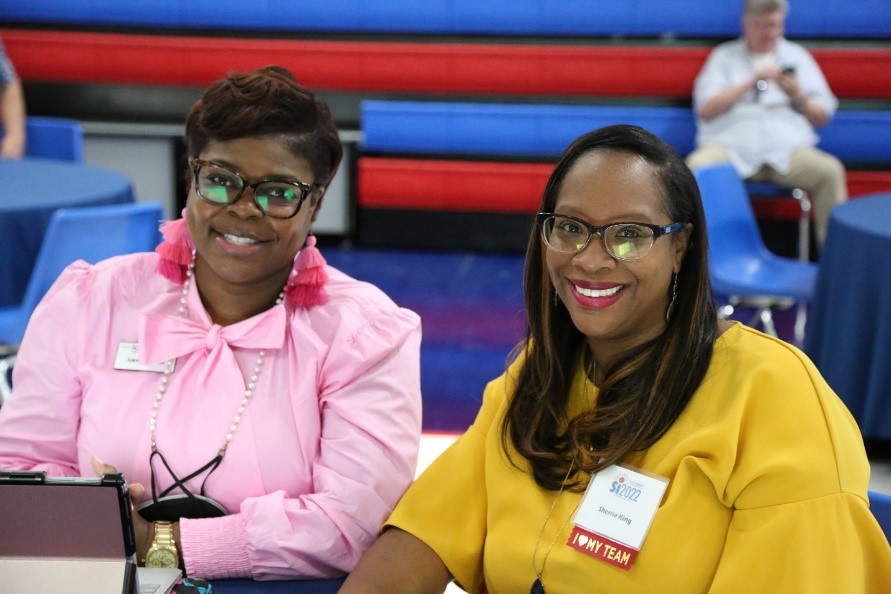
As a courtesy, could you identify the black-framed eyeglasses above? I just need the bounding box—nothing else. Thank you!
[537,213,687,261]
[190,159,319,219]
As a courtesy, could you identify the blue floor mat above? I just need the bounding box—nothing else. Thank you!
[323,247,526,430]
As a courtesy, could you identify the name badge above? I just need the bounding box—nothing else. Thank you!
[567,464,668,570]
[113,342,170,372]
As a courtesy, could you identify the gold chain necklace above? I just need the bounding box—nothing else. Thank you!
[530,354,595,594]
[530,458,580,594]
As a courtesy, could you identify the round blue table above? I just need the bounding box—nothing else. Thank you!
[0,158,134,307]
[805,193,891,439]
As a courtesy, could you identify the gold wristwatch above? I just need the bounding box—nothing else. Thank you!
[145,521,178,568]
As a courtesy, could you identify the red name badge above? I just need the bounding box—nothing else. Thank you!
[567,525,638,570]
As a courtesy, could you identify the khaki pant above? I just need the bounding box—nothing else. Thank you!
[687,145,847,246]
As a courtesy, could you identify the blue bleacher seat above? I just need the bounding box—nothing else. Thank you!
[3,0,889,38]
[361,102,697,158]
[361,101,891,165]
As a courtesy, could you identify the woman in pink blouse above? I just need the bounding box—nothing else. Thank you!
[0,66,422,580]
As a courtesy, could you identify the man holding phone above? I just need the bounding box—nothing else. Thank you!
[686,0,846,248]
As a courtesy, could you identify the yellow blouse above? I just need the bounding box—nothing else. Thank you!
[387,323,891,593]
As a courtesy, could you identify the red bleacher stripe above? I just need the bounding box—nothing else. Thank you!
[846,170,891,198]
[0,29,700,96]
[360,158,891,217]
[811,49,891,100]
[4,29,889,99]
[358,158,552,212]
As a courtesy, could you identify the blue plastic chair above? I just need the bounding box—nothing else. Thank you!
[24,116,85,162]
[745,181,812,263]
[869,490,891,542]
[0,202,163,347]
[693,163,818,344]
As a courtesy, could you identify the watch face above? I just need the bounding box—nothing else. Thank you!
[146,547,178,568]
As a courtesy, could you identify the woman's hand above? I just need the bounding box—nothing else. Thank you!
[90,455,152,563]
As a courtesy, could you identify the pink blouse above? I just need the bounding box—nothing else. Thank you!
[0,252,422,580]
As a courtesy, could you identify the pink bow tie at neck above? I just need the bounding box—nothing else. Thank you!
[138,306,287,390]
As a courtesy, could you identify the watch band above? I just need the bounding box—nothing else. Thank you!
[153,521,175,548]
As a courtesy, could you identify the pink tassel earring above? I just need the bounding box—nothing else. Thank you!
[155,210,194,285]
[285,235,329,308]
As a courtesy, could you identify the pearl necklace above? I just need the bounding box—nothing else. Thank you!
[149,262,284,457]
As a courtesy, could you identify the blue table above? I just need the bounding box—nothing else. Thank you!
[211,577,344,593]
[805,194,891,439]
[0,158,134,307]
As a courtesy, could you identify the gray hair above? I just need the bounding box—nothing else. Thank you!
[744,0,789,17]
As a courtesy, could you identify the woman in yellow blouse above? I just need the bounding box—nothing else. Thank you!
[341,124,890,593]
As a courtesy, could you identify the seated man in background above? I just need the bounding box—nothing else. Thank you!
[686,0,845,248]
[0,35,26,159]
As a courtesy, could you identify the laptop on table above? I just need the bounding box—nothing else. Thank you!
[0,471,181,594]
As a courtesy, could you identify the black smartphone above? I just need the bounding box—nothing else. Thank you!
[781,65,796,75]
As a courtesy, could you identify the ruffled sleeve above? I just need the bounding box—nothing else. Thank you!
[705,328,891,591]
[711,493,890,592]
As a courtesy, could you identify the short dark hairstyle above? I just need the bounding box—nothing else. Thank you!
[184,65,342,187]
[503,124,718,491]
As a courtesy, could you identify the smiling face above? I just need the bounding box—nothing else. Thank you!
[545,149,688,362]
[186,135,320,301]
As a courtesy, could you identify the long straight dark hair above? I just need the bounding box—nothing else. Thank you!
[502,125,718,491]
